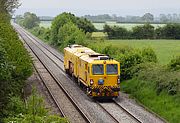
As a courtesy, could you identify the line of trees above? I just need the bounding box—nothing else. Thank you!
[104,23,180,39]
[15,12,40,29]
[83,13,180,23]
[83,13,154,23]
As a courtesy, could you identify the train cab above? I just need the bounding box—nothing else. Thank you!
[64,44,120,98]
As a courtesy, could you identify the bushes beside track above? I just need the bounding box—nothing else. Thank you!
[168,56,180,71]
[0,14,33,120]
[88,44,157,80]
[30,26,51,42]
[1,13,68,122]
[3,90,68,123]
[120,54,180,123]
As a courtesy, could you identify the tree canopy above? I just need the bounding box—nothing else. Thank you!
[21,12,40,29]
[142,13,154,22]
[51,12,95,45]
[0,0,20,13]
[58,22,86,47]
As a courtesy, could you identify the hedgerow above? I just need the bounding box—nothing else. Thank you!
[0,22,33,80]
[30,26,51,42]
[122,61,180,123]
[104,23,180,39]
[131,61,180,96]
[0,15,33,119]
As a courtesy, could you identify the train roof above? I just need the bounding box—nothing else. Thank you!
[64,44,119,63]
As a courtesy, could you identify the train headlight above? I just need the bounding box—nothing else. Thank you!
[98,79,104,85]
[90,79,94,85]
[117,79,120,84]
[117,75,120,84]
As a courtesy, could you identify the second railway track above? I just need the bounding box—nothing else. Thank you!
[97,100,141,123]
[16,24,91,123]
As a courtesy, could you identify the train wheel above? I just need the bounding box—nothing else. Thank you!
[114,96,118,99]
[65,69,69,74]
[78,77,81,86]
[71,73,75,81]
[86,87,90,94]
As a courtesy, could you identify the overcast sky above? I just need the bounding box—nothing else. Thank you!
[15,0,180,17]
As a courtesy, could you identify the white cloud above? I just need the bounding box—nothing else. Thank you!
[16,0,180,16]
[19,0,180,9]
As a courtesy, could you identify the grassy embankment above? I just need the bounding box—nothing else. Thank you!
[104,39,180,64]
[122,78,180,123]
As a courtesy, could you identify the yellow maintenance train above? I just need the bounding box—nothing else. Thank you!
[64,44,120,98]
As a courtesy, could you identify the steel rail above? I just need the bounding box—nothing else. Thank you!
[113,100,142,123]
[96,101,120,123]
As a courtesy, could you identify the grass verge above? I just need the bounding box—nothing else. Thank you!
[121,79,180,123]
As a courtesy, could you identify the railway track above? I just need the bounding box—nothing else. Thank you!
[14,24,166,123]
[18,26,143,123]
[20,35,66,117]
[113,100,142,122]
[96,101,120,123]
[33,59,66,117]
[15,24,142,123]
[97,100,141,123]
[15,24,91,123]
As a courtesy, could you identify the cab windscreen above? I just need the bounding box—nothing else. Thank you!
[92,64,104,75]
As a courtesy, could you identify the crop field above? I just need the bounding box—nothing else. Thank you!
[40,21,51,28]
[101,39,180,65]
[40,21,166,30]
[93,22,166,30]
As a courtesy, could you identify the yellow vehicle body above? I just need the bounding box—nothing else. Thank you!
[64,44,120,98]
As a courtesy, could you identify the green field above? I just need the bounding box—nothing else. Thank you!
[39,21,180,64]
[93,22,165,30]
[40,21,51,28]
[102,40,180,65]
[40,21,166,30]
[91,32,180,65]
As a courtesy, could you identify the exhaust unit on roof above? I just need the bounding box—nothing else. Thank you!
[98,56,109,60]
